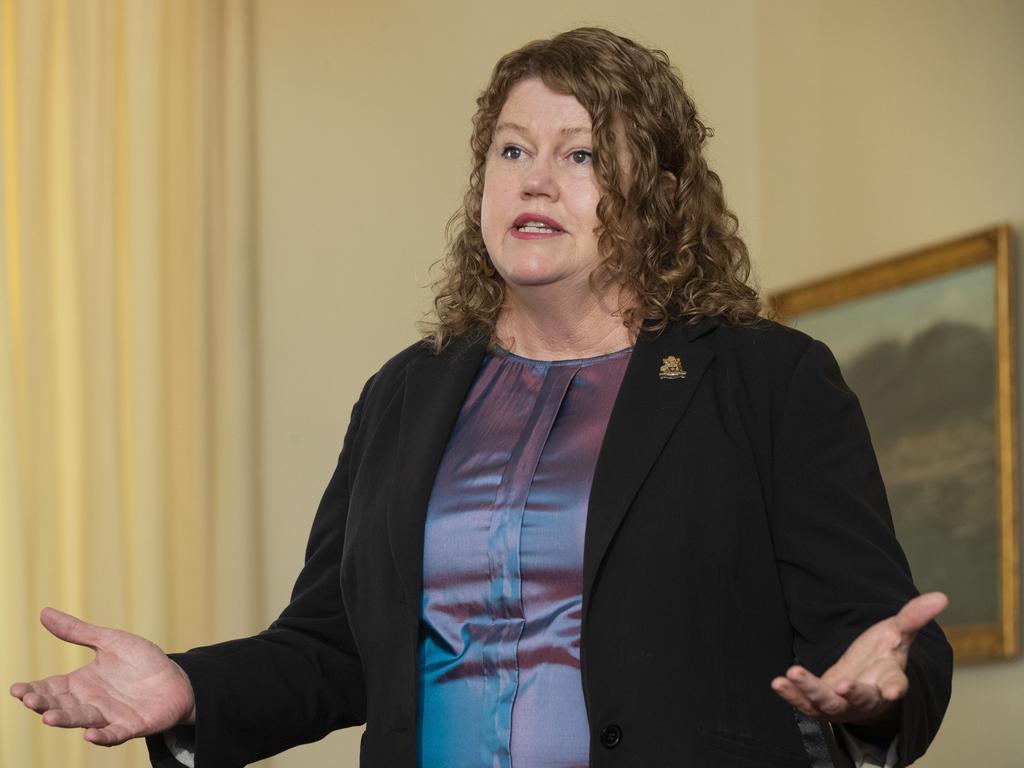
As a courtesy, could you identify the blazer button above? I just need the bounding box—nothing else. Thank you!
[600,724,622,749]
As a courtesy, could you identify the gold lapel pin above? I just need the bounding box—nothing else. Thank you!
[659,355,686,380]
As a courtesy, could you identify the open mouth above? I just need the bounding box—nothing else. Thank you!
[516,222,562,233]
[512,214,564,235]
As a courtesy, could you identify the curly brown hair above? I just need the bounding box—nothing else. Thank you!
[423,27,763,351]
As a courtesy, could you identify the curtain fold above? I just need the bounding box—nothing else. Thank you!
[0,1,260,765]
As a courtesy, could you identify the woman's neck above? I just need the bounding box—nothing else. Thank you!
[495,285,636,361]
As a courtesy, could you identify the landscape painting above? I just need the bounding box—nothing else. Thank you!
[771,226,1018,663]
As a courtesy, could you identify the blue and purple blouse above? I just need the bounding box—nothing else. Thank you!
[417,347,631,768]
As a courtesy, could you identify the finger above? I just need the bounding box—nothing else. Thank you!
[785,666,850,718]
[834,679,883,713]
[40,607,104,650]
[21,690,61,713]
[11,681,40,699]
[875,665,910,702]
[41,701,108,729]
[12,675,70,703]
[893,592,948,639]
[20,679,76,712]
[771,676,819,717]
[85,722,134,747]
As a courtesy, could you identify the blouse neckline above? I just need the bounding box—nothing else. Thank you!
[492,345,633,367]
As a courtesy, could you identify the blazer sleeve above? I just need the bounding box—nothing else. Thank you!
[146,377,374,768]
[768,339,953,766]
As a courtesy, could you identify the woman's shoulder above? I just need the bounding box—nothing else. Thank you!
[355,340,433,407]
[358,333,487,408]
[701,315,818,371]
[693,316,851,408]
[373,338,435,379]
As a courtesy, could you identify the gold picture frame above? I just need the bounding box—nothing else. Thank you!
[771,225,1018,663]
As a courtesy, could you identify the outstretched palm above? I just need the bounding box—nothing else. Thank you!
[770,592,948,727]
[9,608,195,746]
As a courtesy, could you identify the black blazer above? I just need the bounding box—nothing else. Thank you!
[150,318,951,768]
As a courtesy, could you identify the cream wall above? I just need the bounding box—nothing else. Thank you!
[253,1,1022,767]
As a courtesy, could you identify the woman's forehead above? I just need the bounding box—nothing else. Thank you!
[495,79,592,134]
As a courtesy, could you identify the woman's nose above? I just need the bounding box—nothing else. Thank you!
[520,158,558,199]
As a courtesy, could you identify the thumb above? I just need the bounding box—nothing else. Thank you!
[40,607,104,651]
[894,592,948,640]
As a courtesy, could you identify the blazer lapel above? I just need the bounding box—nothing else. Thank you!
[387,336,487,609]
[582,319,718,611]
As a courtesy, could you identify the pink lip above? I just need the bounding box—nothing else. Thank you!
[510,213,565,240]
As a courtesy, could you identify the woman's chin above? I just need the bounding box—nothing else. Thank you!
[502,274,583,297]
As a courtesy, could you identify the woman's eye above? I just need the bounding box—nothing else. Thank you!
[569,149,592,165]
[500,145,523,160]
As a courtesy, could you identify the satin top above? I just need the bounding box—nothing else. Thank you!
[417,347,631,768]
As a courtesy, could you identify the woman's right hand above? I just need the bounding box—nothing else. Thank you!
[9,607,196,746]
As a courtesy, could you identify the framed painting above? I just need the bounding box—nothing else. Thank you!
[770,225,1018,663]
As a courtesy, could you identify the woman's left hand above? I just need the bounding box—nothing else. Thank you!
[770,592,948,727]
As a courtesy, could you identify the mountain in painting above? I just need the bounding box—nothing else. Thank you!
[837,320,997,626]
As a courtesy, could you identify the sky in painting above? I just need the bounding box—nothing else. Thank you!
[789,263,995,364]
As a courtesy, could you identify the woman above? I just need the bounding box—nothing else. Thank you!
[11,27,951,768]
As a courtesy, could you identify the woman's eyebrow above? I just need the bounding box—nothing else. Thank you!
[494,122,591,137]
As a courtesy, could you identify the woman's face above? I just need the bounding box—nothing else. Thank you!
[481,79,604,298]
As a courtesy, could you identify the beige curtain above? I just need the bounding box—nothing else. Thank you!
[0,1,260,765]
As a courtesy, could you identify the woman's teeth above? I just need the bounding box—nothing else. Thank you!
[517,222,559,233]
